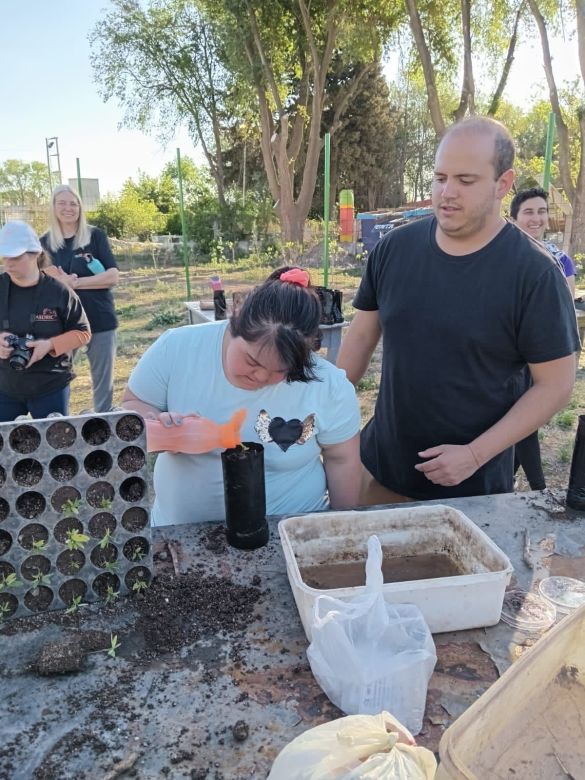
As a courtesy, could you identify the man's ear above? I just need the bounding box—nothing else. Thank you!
[497,168,515,200]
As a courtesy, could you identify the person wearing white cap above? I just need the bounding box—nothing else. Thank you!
[0,220,91,421]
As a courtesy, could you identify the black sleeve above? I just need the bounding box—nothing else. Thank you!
[61,286,91,334]
[90,227,118,269]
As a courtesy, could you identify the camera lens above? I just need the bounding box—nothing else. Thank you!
[9,354,28,371]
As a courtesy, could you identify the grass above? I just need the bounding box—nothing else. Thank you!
[68,254,585,492]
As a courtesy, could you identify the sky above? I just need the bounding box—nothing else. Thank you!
[0,1,582,197]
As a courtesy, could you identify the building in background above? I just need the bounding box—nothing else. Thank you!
[67,178,101,210]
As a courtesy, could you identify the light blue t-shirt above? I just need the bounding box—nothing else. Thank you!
[128,320,360,526]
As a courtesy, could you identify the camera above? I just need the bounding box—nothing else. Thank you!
[5,334,33,371]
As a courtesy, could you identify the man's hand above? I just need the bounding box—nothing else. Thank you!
[0,332,14,360]
[26,339,54,367]
[415,443,480,486]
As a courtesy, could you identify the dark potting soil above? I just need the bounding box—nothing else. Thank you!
[0,498,8,521]
[81,418,111,446]
[58,578,87,606]
[122,536,149,563]
[86,481,115,508]
[88,512,116,538]
[56,549,85,576]
[121,506,148,533]
[18,523,48,550]
[84,450,113,478]
[202,525,228,554]
[119,477,145,503]
[51,486,81,513]
[46,420,76,449]
[24,585,54,612]
[116,414,144,442]
[48,454,78,482]
[117,446,145,472]
[15,492,46,519]
[9,425,41,454]
[21,554,51,581]
[0,530,12,556]
[12,458,43,486]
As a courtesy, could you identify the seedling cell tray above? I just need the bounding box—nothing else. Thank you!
[0,411,153,619]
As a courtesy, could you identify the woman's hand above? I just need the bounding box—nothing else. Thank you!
[156,411,201,426]
[45,265,78,288]
[26,339,54,367]
[0,332,14,360]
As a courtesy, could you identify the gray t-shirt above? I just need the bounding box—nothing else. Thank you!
[354,217,580,500]
[129,320,360,525]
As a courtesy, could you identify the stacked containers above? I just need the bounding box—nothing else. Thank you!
[339,189,354,242]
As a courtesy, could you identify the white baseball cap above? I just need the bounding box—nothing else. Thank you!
[0,221,42,257]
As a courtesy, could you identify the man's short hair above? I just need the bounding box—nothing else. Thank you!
[442,116,515,179]
[510,187,549,220]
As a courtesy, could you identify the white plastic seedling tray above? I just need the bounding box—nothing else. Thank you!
[278,504,513,640]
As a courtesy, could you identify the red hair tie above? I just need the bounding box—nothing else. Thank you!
[280,268,310,288]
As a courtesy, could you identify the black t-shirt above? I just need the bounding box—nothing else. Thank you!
[40,226,118,333]
[354,217,581,500]
[0,273,90,399]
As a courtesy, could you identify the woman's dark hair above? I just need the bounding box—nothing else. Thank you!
[229,266,321,383]
[510,187,548,220]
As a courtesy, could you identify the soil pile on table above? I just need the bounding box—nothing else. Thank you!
[134,573,262,655]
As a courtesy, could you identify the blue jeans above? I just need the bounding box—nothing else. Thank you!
[0,385,70,422]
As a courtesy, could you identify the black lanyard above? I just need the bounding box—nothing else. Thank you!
[1,273,46,338]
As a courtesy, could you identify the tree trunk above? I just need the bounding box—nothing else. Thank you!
[404,0,445,138]
[528,0,575,201]
[487,2,523,116]
[452,0,475,121]
[570,0,585,255]
[279,204,305,244]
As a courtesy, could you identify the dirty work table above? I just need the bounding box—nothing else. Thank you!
[1,490,584,780]
[184,301,347,364]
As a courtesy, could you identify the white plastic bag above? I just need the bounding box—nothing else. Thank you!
[267,711,437,780]
[306,536,437,734]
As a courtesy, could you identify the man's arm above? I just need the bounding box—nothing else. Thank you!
[415,354,576,486]
[336,310,381,386]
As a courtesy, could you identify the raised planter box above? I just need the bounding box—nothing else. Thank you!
[0,411,153,620]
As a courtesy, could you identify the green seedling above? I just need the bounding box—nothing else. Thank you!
[65,595,83,614]
[237,443,250,451]
[0,602,12,620]
[99,529,112,549]
[65,529,90,551]
[61,498,82,516]
[0,573,22,591]
[99,498,113,510]
[105,585,119,605]
[104,559,119,573]
[31,538,46,551]
[132,579,148,594]
[31,569,51,588]
[131,547,146,562]
[107,633,121,658]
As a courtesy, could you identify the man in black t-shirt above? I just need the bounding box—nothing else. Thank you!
[338,117,580,503]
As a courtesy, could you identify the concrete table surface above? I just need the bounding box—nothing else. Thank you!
[184,301,347,364]
[1,491,584,779]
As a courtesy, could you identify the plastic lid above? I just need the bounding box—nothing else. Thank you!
[539,576,585,613]
[500,589,556,632]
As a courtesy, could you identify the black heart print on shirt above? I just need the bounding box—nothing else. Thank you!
[255,409,316,452]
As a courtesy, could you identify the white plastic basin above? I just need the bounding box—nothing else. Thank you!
[278,504,513,640]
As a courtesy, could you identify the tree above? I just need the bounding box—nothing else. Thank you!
[90,187,165,240]
[91,0,231,206]
[204,0,402,242]
[0,160,51,206]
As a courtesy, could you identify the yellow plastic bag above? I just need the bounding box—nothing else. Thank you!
[268,711,437,780]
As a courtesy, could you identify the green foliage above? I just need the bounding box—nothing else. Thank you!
[65,529,90,551]
[559,444,572,464]
[555,410,576,430]
[132,579,148,594]
[107,633,121,658]
[31,538,46,551]
[147,308,184,330]
[105,585,120,605]
[0,159,51,205]
[99,529,112,550]
[0,573,22,591]
[356,376,379,392]
[65,595,83,614]
[31,570,51,588]
[61,498,82,516]
[88,187,166,241]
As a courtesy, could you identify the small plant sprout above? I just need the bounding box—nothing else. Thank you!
[104,560,119,573]
[0,602,12,620]
[99,529,112,549]
[131,546,146,562]
[99,498,113,510]
[65,595,83,614]
[65,529,90,551]
[105,585,119,605]
[132,579,148,594]
[61,498,83,516]
[0,573,22,591]
[107,633,121,658]
[31,569,51,588]
[31,538,46,551]
[237,442,250,451]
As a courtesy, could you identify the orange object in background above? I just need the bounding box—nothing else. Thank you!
[146,408,247,454]
[339,189,354,242]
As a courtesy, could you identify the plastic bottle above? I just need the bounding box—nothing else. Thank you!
[145,409,247,454]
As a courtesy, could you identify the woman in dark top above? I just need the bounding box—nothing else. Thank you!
[40,184,119,412]
[0,221,91,421]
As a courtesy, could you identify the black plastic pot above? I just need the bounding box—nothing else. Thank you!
[221,443,269,549]
[315,287,344,325]
[213,290,227,320]
[566,415,585,510]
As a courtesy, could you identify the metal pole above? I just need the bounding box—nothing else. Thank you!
[176,147,191,299]
[45,138,53,192]
[76,158,83,200]
[543,112,556,192]
[323,132,331,288]
[242,142,247,206]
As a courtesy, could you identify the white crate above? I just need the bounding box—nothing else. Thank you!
[278,504,513,640]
